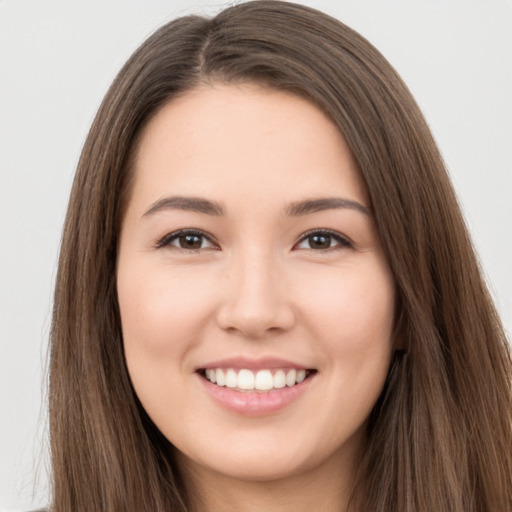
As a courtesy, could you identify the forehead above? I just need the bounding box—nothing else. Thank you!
[129,83,369,213]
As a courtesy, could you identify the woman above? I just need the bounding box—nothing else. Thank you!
[49,1,512,511]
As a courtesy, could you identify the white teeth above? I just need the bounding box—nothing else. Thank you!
[216,368,226,386]
[273,369,286,389]
[225,368,237,388]
[238,369,255,390]
[206,369,216,383]
[285,369,297,387]
[255,370,273,391]
[204,368,311,391]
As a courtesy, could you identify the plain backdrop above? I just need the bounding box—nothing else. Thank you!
[1,0,511,510]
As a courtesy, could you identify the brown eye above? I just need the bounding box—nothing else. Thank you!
[308,234,332,249]
[294,230,352,251]
[179,234,204,249]
[156,230,217,251]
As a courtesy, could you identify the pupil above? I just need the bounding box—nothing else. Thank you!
[310,234,330,249]
[181,234,201,249]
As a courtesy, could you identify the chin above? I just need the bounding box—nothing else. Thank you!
[181,448,316,483]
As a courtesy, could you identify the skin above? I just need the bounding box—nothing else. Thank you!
[117,83,396,512]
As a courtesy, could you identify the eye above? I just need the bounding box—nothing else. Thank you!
[294,229,352,251]
[156,229,218,251]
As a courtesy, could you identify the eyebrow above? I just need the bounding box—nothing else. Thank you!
[142,195,370,218]
[143,196,224,217]
[286,197,371,217]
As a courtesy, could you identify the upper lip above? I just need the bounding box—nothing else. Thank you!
[196,357,313,371]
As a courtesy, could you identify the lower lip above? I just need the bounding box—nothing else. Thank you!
[198,373,315,416]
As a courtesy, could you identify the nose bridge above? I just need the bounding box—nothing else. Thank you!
[217,243,294,337]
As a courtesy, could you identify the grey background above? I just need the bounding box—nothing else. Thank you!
[1,1,511,510]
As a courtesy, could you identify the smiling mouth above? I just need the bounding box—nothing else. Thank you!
[197,368,317,393]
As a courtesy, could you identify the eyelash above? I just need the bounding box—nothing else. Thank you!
[155,229,219,251]
[294,229,353,251]
[155,228,353,252]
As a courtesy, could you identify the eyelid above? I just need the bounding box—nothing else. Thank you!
[154,227,353,251]
[293,228,353,250]
[155,228,219,250]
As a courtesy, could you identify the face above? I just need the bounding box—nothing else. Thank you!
[117,84,395,489]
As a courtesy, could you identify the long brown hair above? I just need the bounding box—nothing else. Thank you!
[49,1,512,510]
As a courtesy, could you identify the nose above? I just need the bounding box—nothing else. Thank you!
[216,248,296,339]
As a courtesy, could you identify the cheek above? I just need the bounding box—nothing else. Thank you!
[304,262,395,436]
[117,262,216,358]
[299,258,395,373]
[117,261,219,427]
